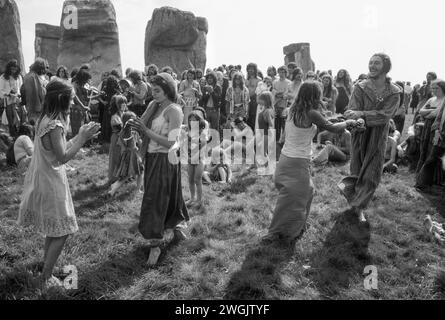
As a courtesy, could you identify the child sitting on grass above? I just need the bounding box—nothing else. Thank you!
[203,147,232,184]
[108,111,144,197]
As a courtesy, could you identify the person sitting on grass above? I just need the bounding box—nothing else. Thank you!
[389,118,401,144]
[18,79,101,290]
[203,147,233,184]
[397,122,423,172]
[13,123,35,173]
[312,126,351,166]
[222,117,255,169]
[383,125,398,174]
[108,111,144,197]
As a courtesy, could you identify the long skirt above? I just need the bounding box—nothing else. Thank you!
[268,155,314,241]
[108,132,121,182]
[139,153,189,241]
[416,118,445,185]
[339,125,388,210]
[101,106,112,143]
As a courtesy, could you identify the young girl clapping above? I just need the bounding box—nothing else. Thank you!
[108,111,144,196]
[18,79,100,289]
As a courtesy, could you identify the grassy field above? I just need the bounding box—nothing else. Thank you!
[0,115,445,300]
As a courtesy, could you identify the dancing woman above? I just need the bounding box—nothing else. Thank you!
[129,73,189,266]
[264,82,357,246]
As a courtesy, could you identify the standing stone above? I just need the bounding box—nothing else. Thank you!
[283,43,315,75]
[0,0,25,74]
[35,24,61,74]
[58,0,122,85]
[145,7,208,75]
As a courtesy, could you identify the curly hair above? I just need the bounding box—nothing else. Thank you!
[372,53,392,74]
[3,59,21,80]
[335,69,352,94]
[246,63,258,79]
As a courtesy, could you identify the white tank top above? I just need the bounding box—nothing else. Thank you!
[281,119,318,159]
[148,104,174,154]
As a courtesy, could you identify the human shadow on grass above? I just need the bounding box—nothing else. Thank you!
[74,185,137,218]
[224,241,295,300]
[417,187,445,218]
[0,239,181,300]
[307,209,371,299]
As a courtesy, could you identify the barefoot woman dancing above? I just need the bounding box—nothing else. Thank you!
[129,73,189,265]
[265,82,357,246]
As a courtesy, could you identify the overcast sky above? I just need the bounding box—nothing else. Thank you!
[16,0,445,85]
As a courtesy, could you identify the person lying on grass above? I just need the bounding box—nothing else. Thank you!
[18,79,100,290]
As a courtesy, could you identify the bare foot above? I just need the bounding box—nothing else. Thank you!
[358,210,367,223]
[146,247,161,266]
[42,275,64,291]
[185,199,195,207]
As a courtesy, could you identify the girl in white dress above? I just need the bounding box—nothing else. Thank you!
[18,79,100,289]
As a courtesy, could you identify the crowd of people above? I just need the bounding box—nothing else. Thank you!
[0,52,444,290]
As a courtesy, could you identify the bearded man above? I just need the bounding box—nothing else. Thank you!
[339,53,401,223]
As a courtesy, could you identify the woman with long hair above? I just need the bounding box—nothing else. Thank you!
[287,68,304,107]
[0,59,23,137]
[129,73,189,266]
[335,69,352,114]
[225,72,250,121]
[415,79,445,190]
[321,74,338,114]
[18,79,100,289]
[101,74,121,142]
[264,82,357,246]
[54,65,70,83]
[179,69,202,124]
[70,69,92,136]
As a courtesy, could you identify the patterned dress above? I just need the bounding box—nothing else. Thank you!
[18,116,78,237]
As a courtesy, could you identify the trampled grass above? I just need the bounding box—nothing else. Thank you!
[0,115,444,300]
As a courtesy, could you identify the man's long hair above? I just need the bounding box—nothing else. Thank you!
[246,63,258,79]
[290,82,323,128]
[31,58,47,75]
[232,72,245,89]
[371,53,392,82]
